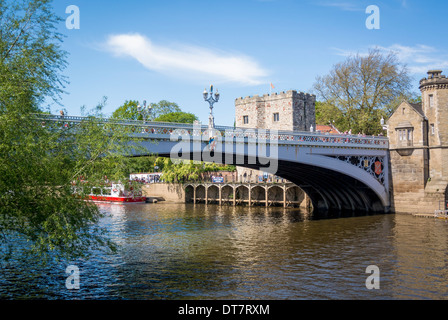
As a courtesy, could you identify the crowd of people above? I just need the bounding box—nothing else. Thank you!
[130,173,162,184]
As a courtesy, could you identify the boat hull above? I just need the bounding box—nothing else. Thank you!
[87,195,147,203]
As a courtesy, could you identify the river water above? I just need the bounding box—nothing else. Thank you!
[1,203,448,300]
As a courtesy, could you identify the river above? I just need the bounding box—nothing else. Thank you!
[1,203,448,300]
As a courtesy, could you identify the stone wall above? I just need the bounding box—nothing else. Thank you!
[142,183,185,203]
[234,90,316,132]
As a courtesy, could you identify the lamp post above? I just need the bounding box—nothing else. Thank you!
[380,117,388,131]
[203,85,220,130]
[137,100,152,121]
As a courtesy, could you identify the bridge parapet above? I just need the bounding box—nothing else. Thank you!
[36,114,389,150]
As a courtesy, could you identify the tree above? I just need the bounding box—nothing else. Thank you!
[313,48,414,135]
[150,100,182,119]
[111,100,140,120]
[111,99,184,121]
[0,0,136,262]
[315,101,345,131]
[154,111,198,124]
[154,158,235,183]
[0,0,68,114]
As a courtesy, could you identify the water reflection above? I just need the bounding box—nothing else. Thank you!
[1,203,448,299]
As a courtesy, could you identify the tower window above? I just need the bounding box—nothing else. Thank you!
[273,113,279,122]
[243,115,249,124]
[431,124,435,135]
[429,94,434,108]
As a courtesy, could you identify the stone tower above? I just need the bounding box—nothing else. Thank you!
[234,90,316,131]
[233,90,316,183]
[419,70,448,181]
[387,69,448,213]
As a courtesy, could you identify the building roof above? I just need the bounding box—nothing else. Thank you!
[316,124,340,134]
[409,102,424,117]
[386,100,426,127]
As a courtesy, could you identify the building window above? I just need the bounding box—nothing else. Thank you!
[431,124,435,135]
[429,94,434,108]
[273,113,279,122]
[402,107,405,115]
[396,128,413,146]
[243,115,249,124]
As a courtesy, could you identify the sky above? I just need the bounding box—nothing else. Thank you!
[49,0,448,126]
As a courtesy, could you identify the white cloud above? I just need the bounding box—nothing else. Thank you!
[317,0,409,11]
[380,44,448,73]
[332,44,448,75]
[315,1,364,12]
[104,33,268,86]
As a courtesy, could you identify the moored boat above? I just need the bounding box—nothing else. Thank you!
[79,183,147,203]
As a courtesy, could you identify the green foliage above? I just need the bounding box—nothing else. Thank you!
[313,48,415,135]
[409,95,422,104]
[154,111,198,124]
[315,101,345,131]
[111,99,186,123]
[150,100,181,119]
[111,100,140,120]
[153,158,235,183]
[0,0,68,113]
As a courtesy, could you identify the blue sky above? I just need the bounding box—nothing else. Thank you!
[50,0,448,126]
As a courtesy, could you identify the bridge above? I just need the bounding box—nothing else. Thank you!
[37,114,390,213]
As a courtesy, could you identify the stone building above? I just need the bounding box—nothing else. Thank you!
[235,90,316,131]
[387,70,448,213]
[234,90,316,181]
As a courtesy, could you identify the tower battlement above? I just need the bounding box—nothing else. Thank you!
[235,90,316,104]
[419,70,448,91]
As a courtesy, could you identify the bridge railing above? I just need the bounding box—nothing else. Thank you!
[34,114,389,149]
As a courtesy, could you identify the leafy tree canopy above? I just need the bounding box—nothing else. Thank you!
[151,100,182,119]
[111,99,185,122]
[0,0,68,114]
[153,158,235,183]
[313,48,418,135]
[154,111,198,124]
[111,100,140,120]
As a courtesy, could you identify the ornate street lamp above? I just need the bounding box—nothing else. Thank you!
[137,100,152,121]
[203,85,220,129]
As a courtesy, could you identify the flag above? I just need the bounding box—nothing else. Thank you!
[270,83,275,89]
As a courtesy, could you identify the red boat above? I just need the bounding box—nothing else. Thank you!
[85,184,146,203]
